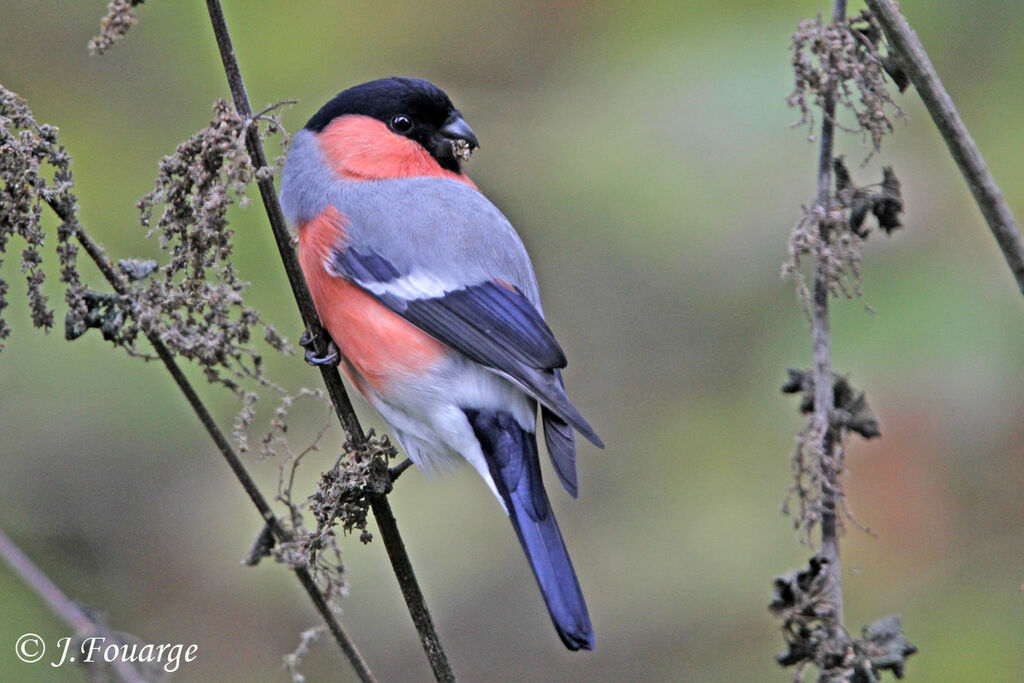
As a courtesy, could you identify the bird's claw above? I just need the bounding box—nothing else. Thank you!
[300,328,341,367]
[304,341,340,367]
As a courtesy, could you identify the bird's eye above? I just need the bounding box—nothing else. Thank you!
[389,115,413,133]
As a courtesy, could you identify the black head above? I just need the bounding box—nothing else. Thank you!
[305,77,479,173]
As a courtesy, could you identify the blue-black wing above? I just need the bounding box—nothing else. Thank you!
[330,247,604,457]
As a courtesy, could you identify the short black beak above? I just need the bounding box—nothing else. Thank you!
[440,114,479,149]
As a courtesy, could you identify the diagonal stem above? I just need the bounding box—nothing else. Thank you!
[369,493,454,682]
[0,524,147,683]
[203,1,454,680]
[864,0,1024,296]
[44,197,376,683]
[204,0,362,442]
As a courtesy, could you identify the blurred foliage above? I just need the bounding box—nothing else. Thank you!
[2,1,1024,681]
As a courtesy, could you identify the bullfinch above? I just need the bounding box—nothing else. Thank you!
[279,77,602,651]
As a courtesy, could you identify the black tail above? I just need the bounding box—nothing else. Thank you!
[465,408,594,650]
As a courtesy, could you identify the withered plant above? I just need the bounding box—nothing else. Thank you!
[773,2,1024,681]
[0,2,458,681]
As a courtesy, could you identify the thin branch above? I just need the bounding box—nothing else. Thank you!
[865,0,1024,295]
[43,197,376,683]
[0,524,147,683]
[203,2,455,680]
[811,0,847,638]
[203,0,363,442]
[775,4,920,676]
[369,494,454,683]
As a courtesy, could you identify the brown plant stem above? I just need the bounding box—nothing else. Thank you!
[203,1,455,680]
[369,494,454,683]
[865,0,1024,295]
[203,0,362,442]
[811,0,847,639]
[43,197,376,683]
[0,524,147,683]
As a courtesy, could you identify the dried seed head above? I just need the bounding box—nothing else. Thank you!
[88,0,146,56]
[450,138,473,162]
[130,99,295,398]
[788,10,903,155]
[0,86,84,350]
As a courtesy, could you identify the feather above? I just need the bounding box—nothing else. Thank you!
[465,409,594,650]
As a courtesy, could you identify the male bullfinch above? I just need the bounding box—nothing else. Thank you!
[279,77,602,651]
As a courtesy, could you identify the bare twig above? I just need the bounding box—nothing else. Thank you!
[369,493,455,681]
[202,2,454,680]
[811,0,846,642]
[43,197,376,683]
[865,0,1024,295]
[776,4,920,677]
[0,524,147,683]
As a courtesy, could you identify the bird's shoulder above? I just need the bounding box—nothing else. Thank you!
[330,177,540,300]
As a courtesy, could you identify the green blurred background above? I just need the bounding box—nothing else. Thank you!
[3,1,1024,681]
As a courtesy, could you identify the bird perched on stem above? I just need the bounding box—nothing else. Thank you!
[279,77,602,650]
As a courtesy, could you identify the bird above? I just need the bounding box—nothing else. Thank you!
[279,77,602,650]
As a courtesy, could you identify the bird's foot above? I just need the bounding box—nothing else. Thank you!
[299,328,340,367]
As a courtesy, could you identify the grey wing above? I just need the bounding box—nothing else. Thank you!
[327,178,604,475]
